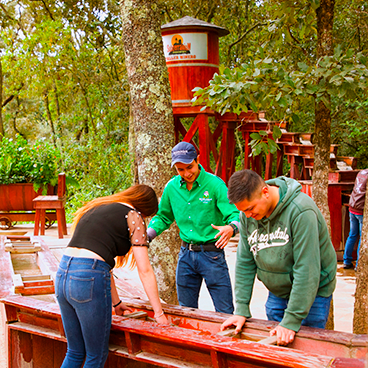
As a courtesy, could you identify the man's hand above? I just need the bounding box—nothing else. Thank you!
[270,325,296,346]
[212,224,233,248]
[220,315,246,334]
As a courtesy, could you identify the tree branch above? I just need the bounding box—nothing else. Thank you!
[227,22,266,58]
[287,28,309,57]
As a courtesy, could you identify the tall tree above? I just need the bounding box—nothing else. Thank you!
[312,0,335,227]
[353,182,368,333]
[120,0,180,304]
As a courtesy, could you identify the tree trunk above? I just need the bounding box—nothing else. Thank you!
[0,59,4,137]
[120,0,180,304]
[353,180,368,333]
[313,0,335,330]
[43,92,57,146]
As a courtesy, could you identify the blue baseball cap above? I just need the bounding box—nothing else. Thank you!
[171,142,198,167]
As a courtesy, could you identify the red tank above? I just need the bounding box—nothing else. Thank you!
[161,16,229,107]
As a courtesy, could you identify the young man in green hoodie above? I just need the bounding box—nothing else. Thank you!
[147,142,240,314]
[221,170,337,346]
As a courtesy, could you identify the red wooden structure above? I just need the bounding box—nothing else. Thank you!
[33,173,67,239]
[162,16,237,182]
[1,295,367,368]
[0,183,56,230]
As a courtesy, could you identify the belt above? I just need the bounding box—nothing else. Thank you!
[182,241,223,252]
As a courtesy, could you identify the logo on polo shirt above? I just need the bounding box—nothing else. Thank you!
[199,191,212,204]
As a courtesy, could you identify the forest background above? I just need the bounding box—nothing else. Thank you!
[1,0,368,220]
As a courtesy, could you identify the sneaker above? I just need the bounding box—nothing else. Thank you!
[343,263,354,269]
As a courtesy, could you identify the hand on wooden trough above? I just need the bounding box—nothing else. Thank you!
[270,325,296,346]
[220,315,246,335]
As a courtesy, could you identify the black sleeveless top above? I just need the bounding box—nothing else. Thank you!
[68,203,147,268]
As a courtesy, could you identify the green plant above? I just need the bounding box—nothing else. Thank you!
[0,135,60,192]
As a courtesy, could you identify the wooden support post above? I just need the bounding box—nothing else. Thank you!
[264,152,273,180]
[220,122,236,183]
[243,132,251,170]
[197,114,211,172]
[124,331,142,355]
[276,144,284,177]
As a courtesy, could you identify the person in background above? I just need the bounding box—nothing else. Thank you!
[56,184,168,368]
[147,141,240,314]
[343,168,368,270]
[221,170,337,346]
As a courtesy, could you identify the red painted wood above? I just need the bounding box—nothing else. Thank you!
[173,105,215,117]
[33,334,55,367]
[198,114,211,172]
[329,184,348,251]
[242,132,251,170]
[220,122,236,183]
[328,170,360,183]
[0,237,14,298]
[264,152,273,180]
[300,181,356,251]
[182,115,199,142]
[2,295,367,368]
[162,28,220,106]
[276,144,284,176]
[0,183,54,211]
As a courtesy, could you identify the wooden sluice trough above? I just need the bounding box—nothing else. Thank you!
[1,295,367,368]
[0,235,367,367]
[0,235,57,298]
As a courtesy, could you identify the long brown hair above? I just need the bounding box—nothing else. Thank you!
[71,184,158,268]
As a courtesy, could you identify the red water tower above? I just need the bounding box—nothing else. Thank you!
[161,16,228,107]
[161,16,233,175]
[161,17,268,182]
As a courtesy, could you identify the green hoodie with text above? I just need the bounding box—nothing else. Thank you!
[235,177,337,332]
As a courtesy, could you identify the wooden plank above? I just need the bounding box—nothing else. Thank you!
[22,275,52,281]
[13,274,24,291]
[123,311,148,320]
[0,237,15,298]
[257,335,278,345]
[33,334,55,367]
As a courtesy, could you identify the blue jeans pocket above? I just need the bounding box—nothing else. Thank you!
[69,276,94,303]
[55,272,62,298]
[203,251,224,261]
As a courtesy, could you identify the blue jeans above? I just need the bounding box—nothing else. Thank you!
[56,255,112,368]
[343,212,363,266]
[176,246,234,314]
[265,292,332,329]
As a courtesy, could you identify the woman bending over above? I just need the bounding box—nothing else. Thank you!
[56,184,168,368]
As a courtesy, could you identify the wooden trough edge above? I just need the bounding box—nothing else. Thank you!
[1,295,366,368]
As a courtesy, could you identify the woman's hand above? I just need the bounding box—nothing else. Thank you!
[155,313,169,324]
[114,302,133,316]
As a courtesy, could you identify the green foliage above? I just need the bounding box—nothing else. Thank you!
[249,126,282,157]
[193,46,368,121]
[0,135,60,191]
[61,131,132,221]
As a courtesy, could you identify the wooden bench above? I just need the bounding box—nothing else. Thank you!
[33,173,67,239]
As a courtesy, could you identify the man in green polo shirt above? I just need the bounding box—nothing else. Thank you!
[147,141,240,314]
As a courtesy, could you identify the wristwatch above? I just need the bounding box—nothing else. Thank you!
[228,223,238,237]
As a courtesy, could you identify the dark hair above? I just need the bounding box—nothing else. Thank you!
[228,170,266,204]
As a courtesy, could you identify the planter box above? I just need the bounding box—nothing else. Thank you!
[0,183,55,229]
